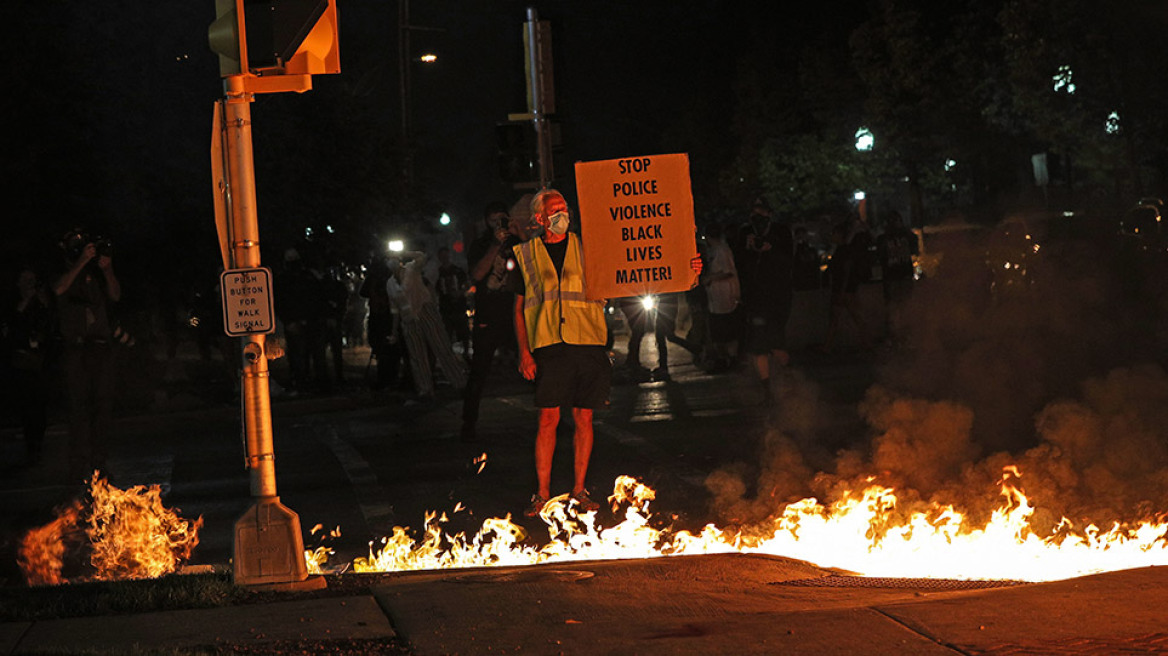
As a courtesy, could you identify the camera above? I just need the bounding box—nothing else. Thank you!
[62,230,113,260]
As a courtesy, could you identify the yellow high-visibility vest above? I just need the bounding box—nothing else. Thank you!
[513,233,607,350]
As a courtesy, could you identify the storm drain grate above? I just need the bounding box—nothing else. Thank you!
[771,575,1030,590]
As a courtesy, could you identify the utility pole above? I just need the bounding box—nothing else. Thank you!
[398,0,413,192]
[525,7,554,190]
[209,0,339,590]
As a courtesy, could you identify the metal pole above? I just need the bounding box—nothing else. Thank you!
[526,7,551,189]
[220,76,321,590]
[399,0,413,190]
[223,76,277,499]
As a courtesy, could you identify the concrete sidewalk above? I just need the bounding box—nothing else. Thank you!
[3,555,1166,655]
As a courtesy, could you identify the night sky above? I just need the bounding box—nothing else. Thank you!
[2,1,863,278]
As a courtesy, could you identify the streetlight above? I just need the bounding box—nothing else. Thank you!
[398,0,442,193]
[855,127,874,152]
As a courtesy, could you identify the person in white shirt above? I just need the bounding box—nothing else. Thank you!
[386,250,467,401]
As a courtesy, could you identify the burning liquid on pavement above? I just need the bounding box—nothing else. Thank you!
[17,473,203,586]
[19,469,1166,585]
[334,470,1168,582]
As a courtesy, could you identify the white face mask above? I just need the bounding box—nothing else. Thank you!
[548,211,570,235]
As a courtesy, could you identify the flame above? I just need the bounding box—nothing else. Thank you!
[17,472,203,586]
[332,470,1168,582]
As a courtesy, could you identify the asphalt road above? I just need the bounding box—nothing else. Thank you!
[0,306,881,586]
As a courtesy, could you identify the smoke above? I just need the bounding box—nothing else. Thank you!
[706,218,1168,532]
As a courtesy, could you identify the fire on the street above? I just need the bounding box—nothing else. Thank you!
[17,468,1167,585]
[338,469,1168,582]
[17,473,203,586]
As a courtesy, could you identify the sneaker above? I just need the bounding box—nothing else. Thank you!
[524,494,549,518]
[570,489,601,513]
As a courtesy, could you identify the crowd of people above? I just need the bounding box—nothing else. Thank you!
[1,196,917,515]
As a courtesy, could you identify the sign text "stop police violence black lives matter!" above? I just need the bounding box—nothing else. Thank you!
[576,153,698,300]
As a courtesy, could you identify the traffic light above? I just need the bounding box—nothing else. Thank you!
[496,121,538,186]
[209,0,340,78]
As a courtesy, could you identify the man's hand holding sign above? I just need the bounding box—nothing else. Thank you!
[575,153,702,301]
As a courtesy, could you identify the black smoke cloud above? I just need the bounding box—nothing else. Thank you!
[706,218,1168,531]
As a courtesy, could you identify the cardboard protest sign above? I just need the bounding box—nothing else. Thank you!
[575,153,698,300]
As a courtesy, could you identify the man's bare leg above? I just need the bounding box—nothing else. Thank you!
[536,407,560,499]
[570,407,594,495]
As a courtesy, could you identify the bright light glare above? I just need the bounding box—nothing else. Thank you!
[419,54,438,63]
[640,296,656,311]
[945,159,957,172]
[1053,65,1076,94]
[1106,111,1121,135]
[855,127,874,152]
[439,213,452,226]
[854,191,866,201]
[388,240,404,253]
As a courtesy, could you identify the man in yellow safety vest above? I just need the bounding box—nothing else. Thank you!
[511,189,611,517]
[511,188,703,518]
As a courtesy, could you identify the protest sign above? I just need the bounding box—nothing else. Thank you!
[575,153,697,300]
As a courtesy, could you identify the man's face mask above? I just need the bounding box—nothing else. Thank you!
[548,210,570,235]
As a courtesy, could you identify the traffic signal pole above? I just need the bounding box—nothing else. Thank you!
[210,0,339,591]
[217,77,322,591]
[525,7,552,190]
[221,78,276,500]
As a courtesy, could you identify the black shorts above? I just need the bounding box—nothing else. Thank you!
[533,343,612,409]
[744,301,791,355]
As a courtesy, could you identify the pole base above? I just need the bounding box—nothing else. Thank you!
[242,574,328,592]
[233,496,319,588]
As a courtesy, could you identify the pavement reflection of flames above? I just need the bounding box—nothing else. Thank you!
[332,470,1168,582]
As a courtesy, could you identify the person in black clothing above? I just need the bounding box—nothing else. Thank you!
[876,211,918,346]
[734,197,795,403]
[792,226,823,291]
[2,267,54,465]
[54,229,121,480]
[360,251,403,391]
[460,201,522,442]
[434,246,470,359]
[275,248,324,395]
[821,216,874,353]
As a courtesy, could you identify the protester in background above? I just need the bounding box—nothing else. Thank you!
[2,267,54,466]
[275,247,326,395]
[876,210,918,347]
[386,248,467,403]
[820,215,873,353]
[460,201,522,442]
[639,293,700,381]
[360,250,402,391]
[617,297,653,381]
[701,221,740,372]
[734,197,794,404]
[321,257,350,386]
[792,226,823,291]
[683,229,711,362]
[343,264,367,349]
[54,229,121,481]
[434,246,471,360]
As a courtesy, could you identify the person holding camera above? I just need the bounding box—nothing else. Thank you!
[459,200,522,442]
[54,229,121,481]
